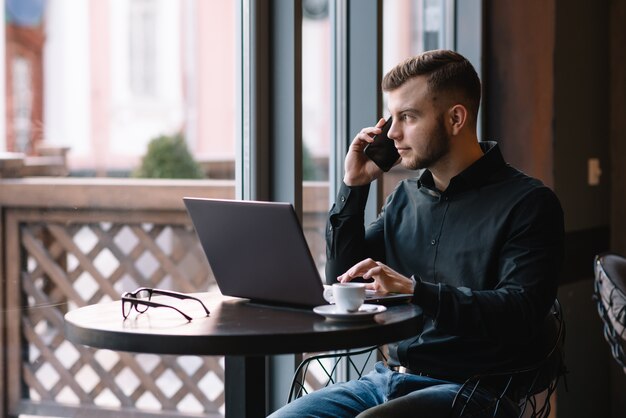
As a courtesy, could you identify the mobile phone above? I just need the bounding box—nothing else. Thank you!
[363,117,400,172]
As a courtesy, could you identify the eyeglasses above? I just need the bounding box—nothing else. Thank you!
[121,287,210,321]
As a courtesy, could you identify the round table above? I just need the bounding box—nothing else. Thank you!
[65,292,423,417]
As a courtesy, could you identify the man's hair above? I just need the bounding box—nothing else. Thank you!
[382,49,481,125]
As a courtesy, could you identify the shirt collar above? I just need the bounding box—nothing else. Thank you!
[417,141,507,194]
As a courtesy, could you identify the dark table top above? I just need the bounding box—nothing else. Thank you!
[64,292,423,356]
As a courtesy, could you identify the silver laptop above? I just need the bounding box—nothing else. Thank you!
[183,197,412,309]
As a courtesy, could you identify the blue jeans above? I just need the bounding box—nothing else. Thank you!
[268,362,519,418]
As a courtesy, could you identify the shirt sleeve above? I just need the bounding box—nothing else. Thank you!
[413,187,565,344]
[325,182,386,284]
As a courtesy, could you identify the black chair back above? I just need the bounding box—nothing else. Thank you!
[594,253,626,371]
[287,346,387,403]
[452,299,567,418]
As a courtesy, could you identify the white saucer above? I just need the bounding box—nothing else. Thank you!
[313,304,387,321]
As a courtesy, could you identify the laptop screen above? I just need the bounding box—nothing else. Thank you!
[184,197,328,308]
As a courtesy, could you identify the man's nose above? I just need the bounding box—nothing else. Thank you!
[388,122,400,142]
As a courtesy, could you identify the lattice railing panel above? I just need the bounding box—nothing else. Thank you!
[12,215,225,417]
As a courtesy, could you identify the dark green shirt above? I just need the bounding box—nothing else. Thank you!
[326,142,564,379]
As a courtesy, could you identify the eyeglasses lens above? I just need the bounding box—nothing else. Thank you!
[134,289,152,313]
[122,299,132,318]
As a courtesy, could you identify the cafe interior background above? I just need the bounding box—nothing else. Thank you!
[0,0,625,417]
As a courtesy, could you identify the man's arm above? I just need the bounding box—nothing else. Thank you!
[325,182,386,284]
[325,120,390,284]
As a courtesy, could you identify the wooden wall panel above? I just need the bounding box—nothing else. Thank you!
[484,0,555,187]
[611,0,626,257]
[609,1,626,417]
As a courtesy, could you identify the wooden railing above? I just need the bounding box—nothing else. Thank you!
[0,177,329,418]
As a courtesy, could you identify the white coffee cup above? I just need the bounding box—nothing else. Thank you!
[323,283,366,312]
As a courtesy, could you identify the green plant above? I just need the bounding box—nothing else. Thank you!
[133,134,204,179]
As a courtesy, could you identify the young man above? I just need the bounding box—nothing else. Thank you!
[270,49,564,418]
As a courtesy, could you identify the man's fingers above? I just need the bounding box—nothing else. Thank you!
[338,259,376,282]
[339,260,411,294]
[357,126,382,141]
[362,265,383,280]
[375,117,387,128]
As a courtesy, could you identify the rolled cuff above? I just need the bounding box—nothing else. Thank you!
[330,182,370,216]
[412,278,440,319]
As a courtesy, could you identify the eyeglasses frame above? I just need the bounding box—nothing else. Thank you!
[121,287,210,321]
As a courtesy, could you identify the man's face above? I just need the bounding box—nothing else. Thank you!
[386,76,451,171]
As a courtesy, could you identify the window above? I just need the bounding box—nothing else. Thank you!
[384,0,454,74]
[302,0,331,277]
[11,56,33,152]
[4,1,240,416]
[129,0,157,97]
[42,0,237,177]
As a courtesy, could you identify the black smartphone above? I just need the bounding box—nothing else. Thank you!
[363,117,399,172]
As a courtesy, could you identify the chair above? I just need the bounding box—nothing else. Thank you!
[288,301,566,418]
[451,299,567,418]
[287,346,387,403]
[593,253,626,371]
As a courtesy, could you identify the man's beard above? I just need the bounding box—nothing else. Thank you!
[401,114,450,170]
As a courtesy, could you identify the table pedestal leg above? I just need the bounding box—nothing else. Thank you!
[225,355,266,418]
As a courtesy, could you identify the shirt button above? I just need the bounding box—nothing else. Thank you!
[431,239,436,245]
[340,195,346,203]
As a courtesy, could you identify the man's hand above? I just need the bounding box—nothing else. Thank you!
[337,258,415,294]
[343,118,387,186]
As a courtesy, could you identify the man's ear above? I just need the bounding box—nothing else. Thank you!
[448,104,468,135]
